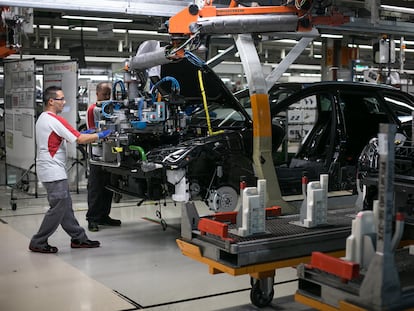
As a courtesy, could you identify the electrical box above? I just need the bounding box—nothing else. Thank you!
[373,38,395,64]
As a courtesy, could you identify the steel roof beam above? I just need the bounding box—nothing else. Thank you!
[0,0,188,17]
[318,17,414,37]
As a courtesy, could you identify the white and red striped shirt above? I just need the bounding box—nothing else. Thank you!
[36,111,80,182]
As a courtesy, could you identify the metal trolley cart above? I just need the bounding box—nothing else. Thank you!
[294,124,414,311]
[8,163,38,210]
[176,201,356,308]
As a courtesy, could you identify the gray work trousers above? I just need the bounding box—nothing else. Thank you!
[30,179,88,248]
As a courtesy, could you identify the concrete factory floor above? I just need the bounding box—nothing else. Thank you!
[0,159,319,310]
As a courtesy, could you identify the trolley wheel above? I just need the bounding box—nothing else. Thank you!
[113,193,122,203]
[11,202,17,210]
[250,279,274,308]
[161,219,167,231]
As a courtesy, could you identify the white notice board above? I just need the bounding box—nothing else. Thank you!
[4,59,36,170]
[43,61,78,158]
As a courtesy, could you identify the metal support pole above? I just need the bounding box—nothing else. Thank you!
[365,0,381,25]
[359,123,401,309]
[400,36,405,73]
[234,34,295,213]
[265,30,318,90]
[206,45,237,68]
[181,201,200,240]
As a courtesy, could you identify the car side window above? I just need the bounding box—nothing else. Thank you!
[340,92,390,125]
[287,95,317,143]
[269,88,300,110]
[339,91,390,163]
[383,95,414,123]
[285,94,327,155]
[320,96,332,112]
[292,93,336,160]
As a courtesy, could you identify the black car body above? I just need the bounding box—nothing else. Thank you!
[95,57,414,210]
[98,58,256,210]
[237,81,414,195]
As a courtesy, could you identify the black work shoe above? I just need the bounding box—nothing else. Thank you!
[29,244,58,254]
[99,217,121,226]
[71,239,100,249]
[88,222,99,232]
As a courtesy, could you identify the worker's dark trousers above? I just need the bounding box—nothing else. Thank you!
[30,179,87,248]
[86,164,113,223]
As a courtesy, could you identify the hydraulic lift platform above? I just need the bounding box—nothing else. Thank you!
[176,201,356,307]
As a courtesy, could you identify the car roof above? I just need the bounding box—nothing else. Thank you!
[269,81,414,111]
[297,80,400,91]
[236,81,405,99]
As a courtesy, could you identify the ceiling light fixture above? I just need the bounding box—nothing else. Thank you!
[61,15,133,23]
[348,44,372,50]
[395,39,414,45]
[276,39,298,44]
[320,34,343,39]
[381,5,414,14]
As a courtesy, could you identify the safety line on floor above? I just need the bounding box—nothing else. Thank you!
[113,290,144,310]
[0,211,52,218]
[135,278,298,309]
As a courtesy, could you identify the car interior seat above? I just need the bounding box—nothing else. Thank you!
[271,120,285,152]
[276,108,332,194]
[342,95,390,164]
[293,110,333,164]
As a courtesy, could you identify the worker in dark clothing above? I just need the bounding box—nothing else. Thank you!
[86,82,121,231]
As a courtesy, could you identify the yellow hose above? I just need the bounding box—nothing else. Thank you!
[197,70,224,136]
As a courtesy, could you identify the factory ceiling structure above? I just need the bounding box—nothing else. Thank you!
[2,0,414,72]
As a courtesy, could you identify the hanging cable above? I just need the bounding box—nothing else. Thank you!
[137,98,144,120]
[197,70,224,136]
[150,76,180,102]
[101,100,113,119]
[112,80,127,100]
[184,50,205,68]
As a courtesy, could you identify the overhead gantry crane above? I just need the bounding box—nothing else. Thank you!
[130,0,349,213]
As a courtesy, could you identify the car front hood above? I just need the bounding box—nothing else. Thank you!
[160,57,248,117]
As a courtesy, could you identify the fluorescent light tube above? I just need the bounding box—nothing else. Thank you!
[320,34,343,39]
[381,5,414,14]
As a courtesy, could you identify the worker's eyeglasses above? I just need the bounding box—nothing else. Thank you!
[54,97,65,101]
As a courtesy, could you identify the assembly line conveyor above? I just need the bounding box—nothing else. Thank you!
[176,199,356,308]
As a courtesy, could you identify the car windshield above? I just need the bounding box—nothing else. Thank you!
[384,95,414,123]
[190,101,247,128]
[235,83,303,118]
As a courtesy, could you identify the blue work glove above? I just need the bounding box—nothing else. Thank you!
[80,128,95,134]
[97,129,112,140]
